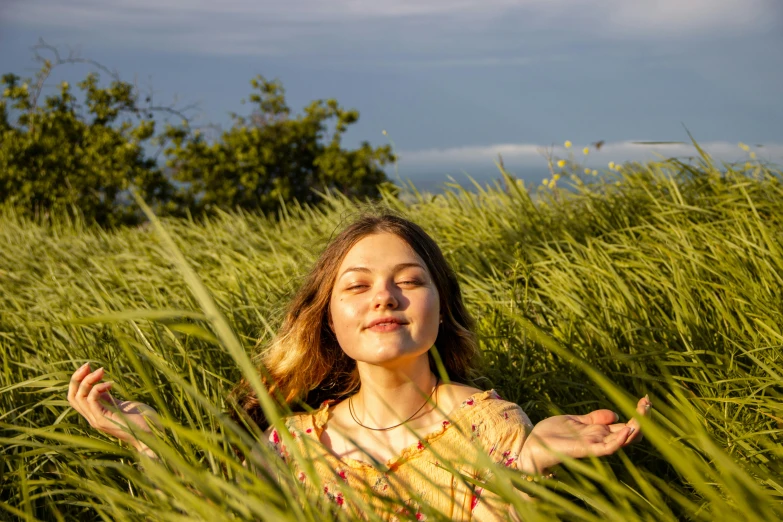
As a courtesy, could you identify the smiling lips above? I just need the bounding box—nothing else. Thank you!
[366,317,408,332]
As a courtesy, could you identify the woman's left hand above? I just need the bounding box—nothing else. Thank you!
[518,395,652,474]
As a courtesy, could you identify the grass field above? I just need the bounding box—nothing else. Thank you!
[1,152,782,521]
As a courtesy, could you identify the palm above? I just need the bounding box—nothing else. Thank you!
[98,395,157,441]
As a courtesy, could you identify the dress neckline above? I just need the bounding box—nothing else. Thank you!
[304,389,501,471]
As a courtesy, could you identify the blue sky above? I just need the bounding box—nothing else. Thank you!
[2,0,782,191]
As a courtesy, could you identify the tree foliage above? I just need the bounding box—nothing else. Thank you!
[0,62,173,227]
[0,50,394,226]
[164,76,395,215]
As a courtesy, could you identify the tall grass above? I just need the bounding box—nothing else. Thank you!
[1,153,782,520]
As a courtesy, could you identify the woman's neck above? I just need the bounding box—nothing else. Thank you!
[350,357,437,429]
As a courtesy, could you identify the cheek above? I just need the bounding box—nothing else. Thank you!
[417,291,441,331]
[424,294,439,318]
[329,295,362,338]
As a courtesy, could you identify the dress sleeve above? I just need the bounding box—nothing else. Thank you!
[479,400,534,469]
[470,400,535,521]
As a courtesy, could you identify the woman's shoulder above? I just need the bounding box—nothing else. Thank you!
[439,383,518,409]
[438,382,484,411]
[445,386,532,428]
[284,401,331,431]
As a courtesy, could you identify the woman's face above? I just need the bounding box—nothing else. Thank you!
[329,232,441,369]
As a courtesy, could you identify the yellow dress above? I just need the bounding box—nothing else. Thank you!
[269,390,534,521]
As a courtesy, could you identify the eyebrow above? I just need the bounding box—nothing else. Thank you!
[338,262,426,279]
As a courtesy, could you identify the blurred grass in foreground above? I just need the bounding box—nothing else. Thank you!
[1,151,782,521]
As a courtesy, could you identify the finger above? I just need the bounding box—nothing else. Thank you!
[573,409,619,426]
[76,367,105,400]
[636,395,652,416]
[591,426,632,457]
[607,422,634,433]
[98,390,118,409]
[82,382,111,429]
[86,381,113,418]
[625,395,652,443]
[67,362,92,404]
[624,427,643,445]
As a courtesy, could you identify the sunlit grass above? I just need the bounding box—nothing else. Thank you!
[1,149,782,520]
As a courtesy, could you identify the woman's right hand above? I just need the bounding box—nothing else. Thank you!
[68,362,161,456]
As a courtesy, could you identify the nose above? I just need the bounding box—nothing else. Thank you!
[372,285,398,309]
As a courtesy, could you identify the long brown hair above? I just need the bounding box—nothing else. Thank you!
[227,211,480,430]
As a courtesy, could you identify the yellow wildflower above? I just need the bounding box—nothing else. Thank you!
[557,159,567,168]
[738,142,749,152]
[591,170,598,176]
[750,151,757,160]
[542,178,549,185]
[382,130,388,136]
[608,161,616,170]
[548,180,556,189]
[564,140,572,149]
[584,168,591,175]
[583,147,589,155]
[553,173,561,181]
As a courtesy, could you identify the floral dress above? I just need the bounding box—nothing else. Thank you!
[268,390,535,521]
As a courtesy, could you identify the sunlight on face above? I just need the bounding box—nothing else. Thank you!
[329,233,441,368]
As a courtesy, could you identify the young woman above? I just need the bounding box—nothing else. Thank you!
[67,212,651,520]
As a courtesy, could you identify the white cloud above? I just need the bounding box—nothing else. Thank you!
[397,140,783,169]
[4,0,779,56]
[605,0,772,36]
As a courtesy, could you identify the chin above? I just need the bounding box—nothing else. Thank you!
[361,342,431,367]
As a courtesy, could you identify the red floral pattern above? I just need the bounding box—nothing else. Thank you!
[470,487,484,511]
[274,389,532,521]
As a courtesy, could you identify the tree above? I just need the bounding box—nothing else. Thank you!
[163,75,395,216]
[0,43,395,226]
[0,58,176,227]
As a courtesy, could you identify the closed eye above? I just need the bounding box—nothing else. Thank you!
[345,280,423,290]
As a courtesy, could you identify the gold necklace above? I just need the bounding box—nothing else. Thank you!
[348,376,440,432]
